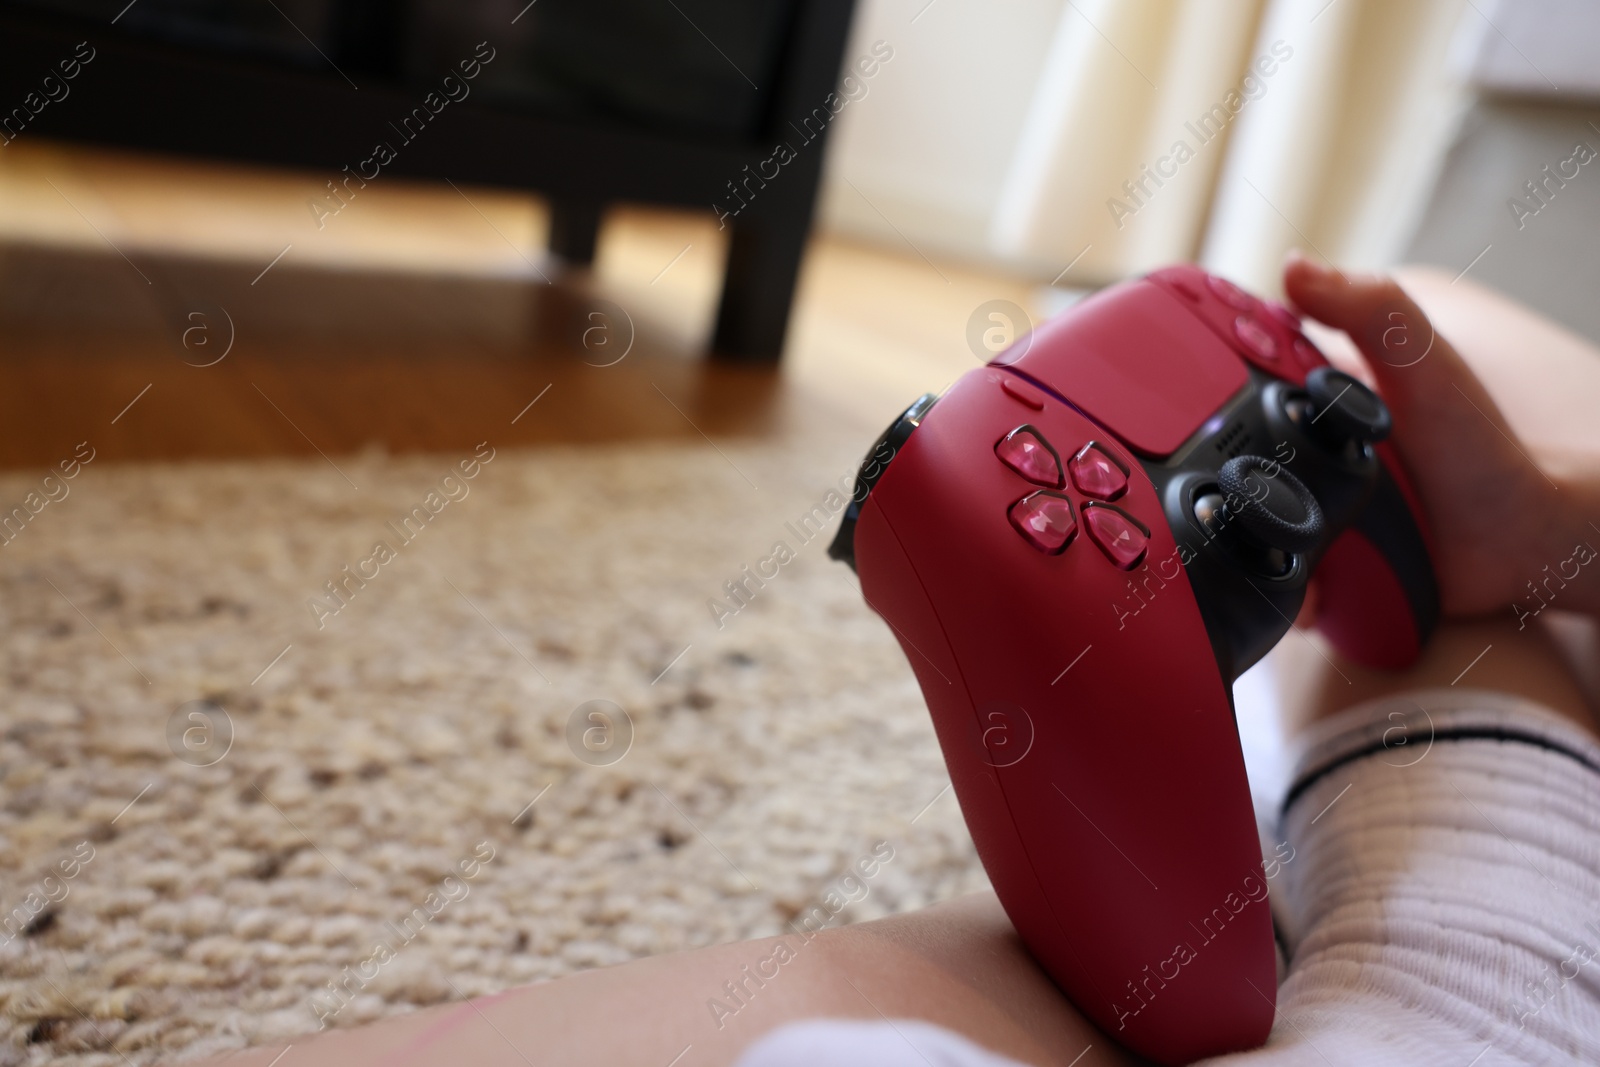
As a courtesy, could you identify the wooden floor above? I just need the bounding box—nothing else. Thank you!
[0,141,1040,469]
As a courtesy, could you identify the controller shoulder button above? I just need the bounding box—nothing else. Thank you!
[1069,442,1129,500]
[1233,315,1279,362]
[1292,337,1324,368]
[1083,504,1149,569]
[999,376,1046,410]
[1265,300,1302,333]
[1009,491,1077,554]
[1208,274,1259,311]
[1169,275,1202,302]
[995,426,1064,487]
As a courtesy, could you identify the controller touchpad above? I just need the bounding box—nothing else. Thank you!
[1002,281,1247,459]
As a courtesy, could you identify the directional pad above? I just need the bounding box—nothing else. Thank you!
[995,426,1063,487]
[1083,504,1149,569]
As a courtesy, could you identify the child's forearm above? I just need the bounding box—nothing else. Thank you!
[1526,469,1600,623]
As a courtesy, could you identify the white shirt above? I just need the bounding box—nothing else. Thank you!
[736,690,1600,1066]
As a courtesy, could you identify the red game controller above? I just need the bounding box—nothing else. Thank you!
[828,265,1437,1064]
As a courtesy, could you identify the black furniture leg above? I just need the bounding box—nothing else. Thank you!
[548,198,604,265]
[711,213,809,363]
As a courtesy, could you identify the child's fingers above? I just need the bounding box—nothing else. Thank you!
[1280,251,1567,619]
[1282,251,1518,445]
[1284,252,1437,383]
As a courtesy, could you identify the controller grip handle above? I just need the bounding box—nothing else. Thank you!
[1313,453,1440,670]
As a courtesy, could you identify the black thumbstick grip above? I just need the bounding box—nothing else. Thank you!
[828,393,939,572]
[1306,367,1392,444]
[1216,455,1325,554]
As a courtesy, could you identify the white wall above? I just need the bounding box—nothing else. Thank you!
[816,0,1065,268]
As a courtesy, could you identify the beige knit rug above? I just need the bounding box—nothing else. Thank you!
[0,427,987,1064]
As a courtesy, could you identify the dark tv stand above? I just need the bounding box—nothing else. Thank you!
[0,0,858,362]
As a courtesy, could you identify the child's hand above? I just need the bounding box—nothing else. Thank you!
[1283,253,1585,620]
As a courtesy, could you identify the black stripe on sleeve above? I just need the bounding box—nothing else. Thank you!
[1283,726,1600,816]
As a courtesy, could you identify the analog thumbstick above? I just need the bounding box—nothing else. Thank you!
[1305,367,1392,445]
[1216,455,1325,554]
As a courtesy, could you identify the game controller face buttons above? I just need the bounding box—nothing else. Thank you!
[1082,503,1149,569]
[995,425,1064,487]
[1009,491,1077,553]
[1069,442,1129,500]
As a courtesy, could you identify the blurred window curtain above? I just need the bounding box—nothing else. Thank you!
[989,0,1267,282]
[1200,0,1468,292]
[990,0,1468,292]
